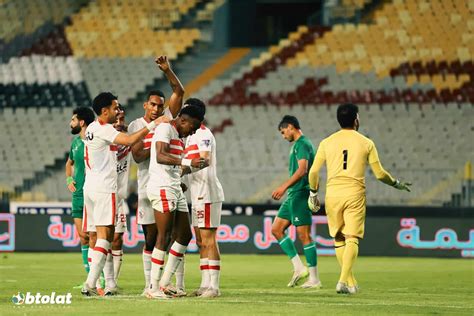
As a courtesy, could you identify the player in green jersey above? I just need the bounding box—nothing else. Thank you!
[271,115,321,289]
[66,107,95,279]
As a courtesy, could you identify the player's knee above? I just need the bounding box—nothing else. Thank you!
[297,231,312,245]
[195,238,203,249]
[112,234,123,248]
[144,237,155,251]
[79,235,88,246]
[203,236,217,249]
[271,226,284,240]
[88,233,97,247]
[155,233,168,249]
[176,232,192,246]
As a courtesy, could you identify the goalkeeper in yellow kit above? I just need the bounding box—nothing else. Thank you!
[307,103,411,294]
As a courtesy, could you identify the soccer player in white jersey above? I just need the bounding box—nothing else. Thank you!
[183,98,225,298]
[128,56,185,293]
[111,106,130,286]
[81,92,168,296]
[146,105,208,299]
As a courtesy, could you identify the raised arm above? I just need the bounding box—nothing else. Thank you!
[155,56,185,118]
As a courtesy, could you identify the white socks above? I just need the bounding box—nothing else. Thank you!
[150,248,166,290]
[112,250,123,282]
[159,242,187,288]
[86,239,110,288]
[309,266,320,283]
[208,260,221,290]
[175,256,185,289]
[199,258,210,289]
[142,250,152,288]
[291,255,305,272]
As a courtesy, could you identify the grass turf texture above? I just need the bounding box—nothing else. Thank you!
[1,253,473,315]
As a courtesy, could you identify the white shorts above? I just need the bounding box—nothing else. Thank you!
[137,192,155,225]
[148,187,188,213]
[192,202,222,228]
[83,191,117,232]
[115,198,128,234]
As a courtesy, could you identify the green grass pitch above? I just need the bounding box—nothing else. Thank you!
[1,253,473,315]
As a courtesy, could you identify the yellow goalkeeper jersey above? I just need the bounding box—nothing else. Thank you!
[315,129,380,197]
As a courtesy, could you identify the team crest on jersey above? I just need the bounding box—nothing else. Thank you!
[201,139,211,147]
[86,131,94,141]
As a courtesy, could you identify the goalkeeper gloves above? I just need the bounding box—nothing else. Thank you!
[393,179,412,192]
[308,190,320,213]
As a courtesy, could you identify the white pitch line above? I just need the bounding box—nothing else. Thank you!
[79,296,471,309]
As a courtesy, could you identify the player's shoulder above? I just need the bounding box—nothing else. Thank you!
[196,125,213,137]
[296,135,313,149]
[153,122,173,135]
[128,117,145,130]
[129,117,144,126]
[301,135,314,146]
[355,131,375,146]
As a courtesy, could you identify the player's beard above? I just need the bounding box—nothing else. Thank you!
[70,125,81,135]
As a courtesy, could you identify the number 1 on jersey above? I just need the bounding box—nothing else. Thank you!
[343,150,348,170]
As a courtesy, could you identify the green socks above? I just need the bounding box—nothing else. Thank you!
[278,235,298,259]
[303,243,318,267]
[81,245,90,273]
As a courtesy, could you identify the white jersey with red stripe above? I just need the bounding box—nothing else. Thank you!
[147,122,185,193]
[117,144,131,200]
[83,119,120,193]
[185,125,225,204]
[128,108,173,194]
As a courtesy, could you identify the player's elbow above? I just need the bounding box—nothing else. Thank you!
[374,172,385,181]
[156,154,167,164]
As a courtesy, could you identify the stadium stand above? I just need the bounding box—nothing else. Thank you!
[1,0,472,208]
[64,0,201,58]
[0,0,207,199]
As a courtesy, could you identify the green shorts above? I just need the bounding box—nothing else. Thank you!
[277,190,312,226]
[72,192,84,219]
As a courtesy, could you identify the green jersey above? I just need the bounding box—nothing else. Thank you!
[288,135,315,194]
[69,136,85,192]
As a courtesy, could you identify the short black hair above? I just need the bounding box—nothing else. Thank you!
[179,105,204,122]
[118,104,125,113]
[278,115,301,130]
[92,92,117,115]
[337,103,359,128]
[147,90,165,100]
[184,98,206,115]
[73,107,95,126]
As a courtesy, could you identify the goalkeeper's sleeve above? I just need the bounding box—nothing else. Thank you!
[369,160,396,186]
[308,157,325,191]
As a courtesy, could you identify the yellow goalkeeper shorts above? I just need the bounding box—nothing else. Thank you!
[325,193,366,239]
